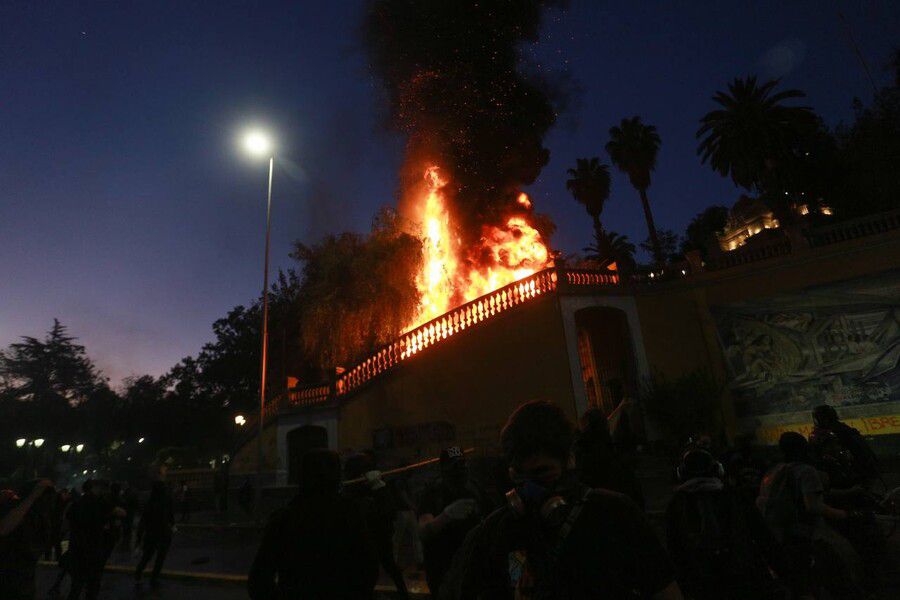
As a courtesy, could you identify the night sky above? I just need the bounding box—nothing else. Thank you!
[2,1,897,384]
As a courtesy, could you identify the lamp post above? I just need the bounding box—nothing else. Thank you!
[242,129,275,515]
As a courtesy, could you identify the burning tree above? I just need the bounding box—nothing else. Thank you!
[292,208,423,369]
[364,0,566,328]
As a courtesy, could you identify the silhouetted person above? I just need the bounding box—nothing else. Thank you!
[248,449,378,599]
[344,452,410,599]
[574,407,644,508]
[120,484,138,551]
[0,480,55,600]
[67,479,124,600]
[134,481,175,590]
[443,401,683,600]
[758,432,861,599]
[666,448,783,599]
[720,434,765,508]
[417,445,491,597]
[810,404,879,489]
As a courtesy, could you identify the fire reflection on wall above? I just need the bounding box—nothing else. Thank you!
[575,307,637,416]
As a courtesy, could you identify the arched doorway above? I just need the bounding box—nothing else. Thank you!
[574,307,638,417]
[286,425,329,485]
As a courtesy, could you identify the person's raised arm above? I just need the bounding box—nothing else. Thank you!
[803,491,848,521]
[418,498,476,541]
[0,479,53,536]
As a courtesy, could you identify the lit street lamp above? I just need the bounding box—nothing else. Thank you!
[16,438,26,448]
[33,438,45,448]
[235,414,246,426]
[241,127,276,515]
[138,437,145,444]
[60,444,71,452]
[75,443,84,453]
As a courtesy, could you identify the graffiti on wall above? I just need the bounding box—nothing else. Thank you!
[713,270,900,419]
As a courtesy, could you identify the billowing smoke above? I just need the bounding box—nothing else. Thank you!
[364,0,567,251]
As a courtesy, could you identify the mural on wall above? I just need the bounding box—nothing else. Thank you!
[713,270,900,419]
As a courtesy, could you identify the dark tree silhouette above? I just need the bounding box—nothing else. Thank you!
[606,117,663,264]
[640,229,681,263]
[583,228,636,274]
[696,76,816,193]
[681,206,729,257]
[566,157,611,233]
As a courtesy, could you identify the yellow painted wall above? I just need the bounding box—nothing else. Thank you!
[338,294,576,456]
[633,230,900,438]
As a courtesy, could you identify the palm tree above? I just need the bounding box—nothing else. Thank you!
[566,158,611,233]
[606,117,663,264]
[583,228,636,273]
[696,76,816,192]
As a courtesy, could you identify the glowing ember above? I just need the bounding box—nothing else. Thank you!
[407,166,551,329]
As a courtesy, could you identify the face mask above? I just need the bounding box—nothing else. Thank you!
[506,479,567,525]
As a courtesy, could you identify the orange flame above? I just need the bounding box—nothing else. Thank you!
[414,166,459,324]
[407,166,551,329]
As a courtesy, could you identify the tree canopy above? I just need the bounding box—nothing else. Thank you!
[566,157,611,233]
[292,207,422,370]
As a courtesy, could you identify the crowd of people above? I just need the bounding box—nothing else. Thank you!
[0,474,175,599]
[248,401,889,599]
[1,400,889,599]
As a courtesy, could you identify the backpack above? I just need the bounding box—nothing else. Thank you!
[760,463,812,542]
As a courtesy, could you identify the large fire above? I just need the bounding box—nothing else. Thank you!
[407,166,551,329]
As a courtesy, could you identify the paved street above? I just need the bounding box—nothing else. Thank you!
[36,567,247,600]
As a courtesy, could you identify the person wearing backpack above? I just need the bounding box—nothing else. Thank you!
[442,400,683,600]
[757,432,863,599]
[666,448,783,599]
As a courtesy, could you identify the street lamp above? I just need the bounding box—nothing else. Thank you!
[75,444,84,453]
[16,438,26,448]
[241,127,276,514]
[235,414,246,426]
[33,438,45,448]
[60,444,71,452]
[138,437,145,444]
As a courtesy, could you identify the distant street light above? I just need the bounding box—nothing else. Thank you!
[235,414,246,426]
[138,437,145,444]
[16,438,26,448]
[240,127,276,515]
[75,444,85,453]
[33,438,45,448]
[60,444,71,452]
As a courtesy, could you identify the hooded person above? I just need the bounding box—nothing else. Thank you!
[248,449,379,599]
[809,404,879,489]
[442,401,682,600]
[665,449,783,599]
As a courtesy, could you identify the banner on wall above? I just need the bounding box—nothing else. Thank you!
[712,270,900,442]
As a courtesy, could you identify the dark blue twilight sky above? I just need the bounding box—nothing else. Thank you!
[1,1,897,384]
